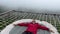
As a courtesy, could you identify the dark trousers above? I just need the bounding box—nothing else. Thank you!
[22,31,33,34]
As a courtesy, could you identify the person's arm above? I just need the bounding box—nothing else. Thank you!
[14,22,29,26]
[38,25,54,33]
[38,25,50,31]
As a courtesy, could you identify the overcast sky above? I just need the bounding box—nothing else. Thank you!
[0,0,60,14]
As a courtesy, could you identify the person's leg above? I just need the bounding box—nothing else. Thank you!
[22,31,33,34]
[27,32,33,34]
[22,31,27,34]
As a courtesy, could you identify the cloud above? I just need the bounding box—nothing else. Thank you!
[0,0,60,14]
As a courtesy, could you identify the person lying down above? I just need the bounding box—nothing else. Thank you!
[13,19,54,34]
